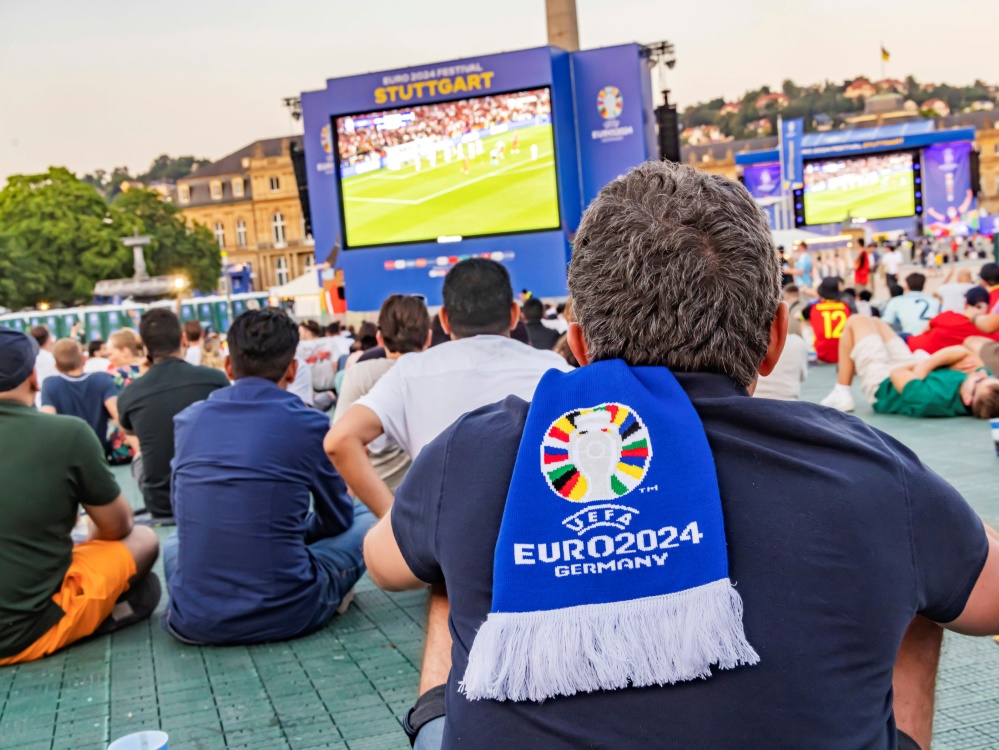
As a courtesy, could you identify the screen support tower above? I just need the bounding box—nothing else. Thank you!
[546,0,579,51]
[642,41,679,163]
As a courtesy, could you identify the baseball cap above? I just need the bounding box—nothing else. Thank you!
[966,286,990,307]
[0,326,39,392]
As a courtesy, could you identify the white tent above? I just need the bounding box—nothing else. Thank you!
[269,273,322,318]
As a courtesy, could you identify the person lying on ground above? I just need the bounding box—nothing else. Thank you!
[907,287,998,355]
[821,314,999,418]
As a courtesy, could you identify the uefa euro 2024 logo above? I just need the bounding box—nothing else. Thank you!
[321,125,332,155]
[541,404,653,535]
[541,404,651,502]
[597,86,623,120]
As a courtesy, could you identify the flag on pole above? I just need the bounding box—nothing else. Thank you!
[881,46,890,62]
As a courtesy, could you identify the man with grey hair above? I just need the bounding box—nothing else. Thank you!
[362,161,999,750]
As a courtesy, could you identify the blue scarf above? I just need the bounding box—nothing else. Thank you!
[461,360,758,702]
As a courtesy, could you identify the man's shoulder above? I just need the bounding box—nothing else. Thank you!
[723,394,913,467]
[187,364,231,386]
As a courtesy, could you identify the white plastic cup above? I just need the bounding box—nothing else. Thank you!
[108,731,168,750]
[991,418,999,457]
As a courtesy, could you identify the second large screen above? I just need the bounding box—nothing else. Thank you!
[803,152,916,225]
[335,87,560,248]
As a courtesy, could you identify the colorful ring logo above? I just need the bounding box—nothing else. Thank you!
[541,403,652,503]
[321,125,332,154]
[597,86,623,120]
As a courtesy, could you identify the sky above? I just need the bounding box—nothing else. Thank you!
[0,0,995,180]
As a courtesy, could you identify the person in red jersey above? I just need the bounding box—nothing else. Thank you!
[908,287,998,354]
[807,277,851,363]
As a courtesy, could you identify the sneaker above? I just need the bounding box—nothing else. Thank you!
[337,587,356,615]
[820,389,855,413]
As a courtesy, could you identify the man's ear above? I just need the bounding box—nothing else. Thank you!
[376,330,385,349]
[284,358,299,386]
[439,308,454,338]
[510,302,520,331]
[567,322,591,366]
[758,302,789,378]
[224,356,235,380]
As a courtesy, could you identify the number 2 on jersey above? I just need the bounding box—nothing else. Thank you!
[820,309,847,339]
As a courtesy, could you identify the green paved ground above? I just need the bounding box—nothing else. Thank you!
[1,364,997,749]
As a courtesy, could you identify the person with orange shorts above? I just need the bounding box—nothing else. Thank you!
[0,327,161,666]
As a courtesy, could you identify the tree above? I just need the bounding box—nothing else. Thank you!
[0,170,222,310]
[0,168,129,309]
[112,188,220,293]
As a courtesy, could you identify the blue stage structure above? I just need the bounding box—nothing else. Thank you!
[301,44,657,310]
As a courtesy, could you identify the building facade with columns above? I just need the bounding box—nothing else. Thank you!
[176,136,314,290]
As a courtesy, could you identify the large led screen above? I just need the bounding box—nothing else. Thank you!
[335,87,560,248]
[803,152,916,225]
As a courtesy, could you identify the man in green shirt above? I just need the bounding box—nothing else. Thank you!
[0,327,160,665]
[822,315,999,418]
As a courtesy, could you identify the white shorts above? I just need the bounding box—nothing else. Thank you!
[852,334,920,403]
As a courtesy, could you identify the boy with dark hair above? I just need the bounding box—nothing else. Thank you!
[441,257,515,337]
[163,308,370,645]
[41,339,119,453]
[807,278,851,363]
[881,272,940,336]
[117,309,229,521]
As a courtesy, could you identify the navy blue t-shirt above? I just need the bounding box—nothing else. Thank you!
[41,372,118,449]
[165,378,354,645]
[392,372,987,750]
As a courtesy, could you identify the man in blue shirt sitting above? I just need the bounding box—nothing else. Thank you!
[163,308,373,645]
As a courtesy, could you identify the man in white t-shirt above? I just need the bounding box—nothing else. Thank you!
[752,332,809,401]
[881,245,905,287]
[324,259,570,746]
[935,267,975,313]
[881,272,941,336]
[30,325,57,408]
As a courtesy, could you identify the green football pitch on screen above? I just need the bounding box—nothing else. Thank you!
[340,124,560,248]
[804,169,915,225]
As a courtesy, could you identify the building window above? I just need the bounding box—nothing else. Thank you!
[210,181,223,200]
[213,222,225,249]
[994,143,999,156]
[232,178,244,198]
[269,176,280,191]
[272,211,286,246]
[275,257,289,286]
[178,185,190,204]
[236,219,247,248]
[304,254,317,275]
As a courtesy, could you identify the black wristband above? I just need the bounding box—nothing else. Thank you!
[402,684,447,746]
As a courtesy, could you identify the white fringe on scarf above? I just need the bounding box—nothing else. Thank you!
[459,579,759,702]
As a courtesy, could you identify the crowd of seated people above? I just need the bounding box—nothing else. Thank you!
[6,162,999,750]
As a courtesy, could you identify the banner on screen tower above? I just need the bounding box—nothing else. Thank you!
[780,118,804,189]
[743,163,783,206]
[922,142,979,236]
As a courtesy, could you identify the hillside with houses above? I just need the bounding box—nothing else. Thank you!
[680,76,997,145]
